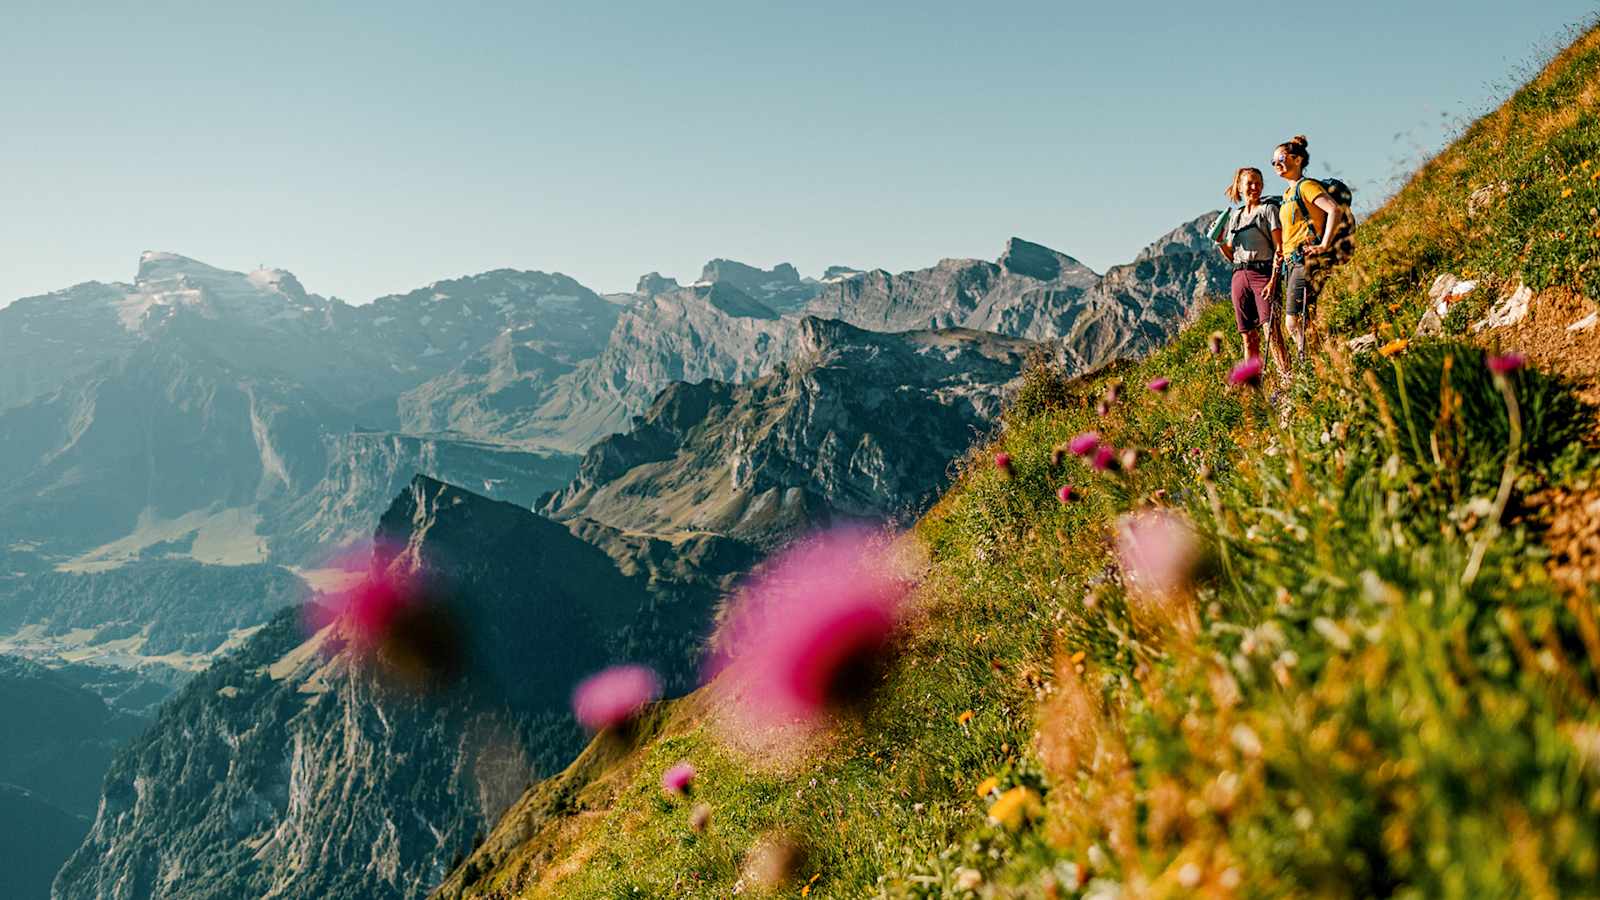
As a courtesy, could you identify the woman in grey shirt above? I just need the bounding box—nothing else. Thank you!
[1218,167,1291,381]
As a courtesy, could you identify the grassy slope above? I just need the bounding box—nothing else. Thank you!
[438,24,1600,899]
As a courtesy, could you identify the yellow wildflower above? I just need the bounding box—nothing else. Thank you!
[1379,338,1410,358]
[1069,650,1086,664]
[1563,187,1576,198]
[987,786,1041,829]
[956,709,974,726]
[975,775,1000,798]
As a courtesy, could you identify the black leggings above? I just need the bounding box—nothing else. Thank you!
[1283,262,1316,318]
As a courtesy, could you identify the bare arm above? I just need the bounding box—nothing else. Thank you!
[1310,194,1340,253]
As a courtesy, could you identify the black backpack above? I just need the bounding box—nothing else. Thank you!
[1291,177,1356,265]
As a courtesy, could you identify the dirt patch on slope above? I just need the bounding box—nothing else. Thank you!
[1526,485,1600,598]
[1484,286,1600,601]
[1480,286,1600,406]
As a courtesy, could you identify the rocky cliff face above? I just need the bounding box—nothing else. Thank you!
[695,259,820,311]
[801,236,1102,336]
[541,316,1037,545]
[803,223,1227,352]
[54,476,752,900]
[505,282,803,452]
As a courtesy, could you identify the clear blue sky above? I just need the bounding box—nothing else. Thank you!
[1,1,1595,305]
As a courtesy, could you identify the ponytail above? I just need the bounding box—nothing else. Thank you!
[1225,167,1265,203]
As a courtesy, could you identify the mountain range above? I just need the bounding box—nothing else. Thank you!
[2,213,1227,898]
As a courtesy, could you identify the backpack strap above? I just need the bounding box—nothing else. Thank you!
[1293,178,1322,243]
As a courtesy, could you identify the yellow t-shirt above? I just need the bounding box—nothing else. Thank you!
[1281,179,1329,256]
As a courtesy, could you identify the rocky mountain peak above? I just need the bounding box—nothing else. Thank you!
[822,265,865,282]
[1132,211,1224,262]
[694,259,818,312]
[635,272,680,296]
[999,236,1092,281]
[134,251,236,286]
[698,258,801,286]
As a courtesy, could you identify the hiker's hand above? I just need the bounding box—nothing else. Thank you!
[1305,244,1328,257]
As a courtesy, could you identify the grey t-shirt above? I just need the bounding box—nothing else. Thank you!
[1227,202,1280,262]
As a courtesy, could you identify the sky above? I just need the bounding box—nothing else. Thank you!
[1,1,1596,306]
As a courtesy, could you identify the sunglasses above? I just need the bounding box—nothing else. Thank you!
[1271,156,1289,167]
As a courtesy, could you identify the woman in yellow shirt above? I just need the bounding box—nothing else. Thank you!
[1271,135,1342,359]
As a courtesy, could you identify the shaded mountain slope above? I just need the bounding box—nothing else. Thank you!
[54,476,752,900]
[0,785,92,900]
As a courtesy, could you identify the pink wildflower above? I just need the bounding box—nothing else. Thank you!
[1147,377,1171,393]
[572,665,661,731]
[1229,356,1264,387]
[1068,432,1101,456]
[1092,445,1118,472]
[662,762,696,796]
[1116,510,1201,597]
[303,542,414,645]
[1487,353,1525,374]
[1057,484,1075,505]
[993,452,1012,473]
[708,527,913,726]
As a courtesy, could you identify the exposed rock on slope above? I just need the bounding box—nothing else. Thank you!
[509,282,802,452]
[801,236,1101,335]
[269,432,577,561]
[54,476,751,900]
[695,259,820,311]
[541,317,1037,545]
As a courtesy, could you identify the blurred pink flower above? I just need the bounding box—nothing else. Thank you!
[1487,353,1525,374]
[1116,510,1201,597]
[1120,448,1139,471]
[1147,377,1171,393]
[1068,432,1101,456]
[302,542,414,647]
[708,527,913,726]
[662,761,696,796]
[572,665,661,731]
[1229,357,1264,387]
[993,452,1012,472]
[1092,446,1118,472]
[1057,484,1075,505]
